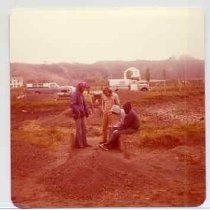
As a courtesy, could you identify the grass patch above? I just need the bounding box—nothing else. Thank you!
[87,125,101,137]
[12,120,71,149]
[139,122,204,149]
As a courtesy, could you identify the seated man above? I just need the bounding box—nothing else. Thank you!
[99,102,140,151]
[107,104,125,140]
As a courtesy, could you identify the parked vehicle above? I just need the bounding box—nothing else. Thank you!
[108,79,130,90]
[57,86,76,99]
[137,81,149,91]
[108,79,149,91]
[90,90,103,106]
[26,82,60,94]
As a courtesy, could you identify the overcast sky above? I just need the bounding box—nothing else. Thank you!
[10,8,204,64]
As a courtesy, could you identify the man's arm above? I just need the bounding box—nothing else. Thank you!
[82,96,89,117]
[102,95,105,112]
[114,93,120,105]
[70,92,81,112]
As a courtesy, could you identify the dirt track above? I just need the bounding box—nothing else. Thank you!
[11,86,205,207]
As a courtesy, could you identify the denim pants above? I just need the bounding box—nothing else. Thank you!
[75,117,87,147]
[102,113,119,143]
[102,113,113,143]
[106,128,137,147]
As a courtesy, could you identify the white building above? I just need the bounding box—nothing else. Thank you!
[124,67,141,80]
[10,77,24,88]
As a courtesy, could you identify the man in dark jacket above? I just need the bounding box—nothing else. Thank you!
[99,102,140,150]
[71,81,91,148]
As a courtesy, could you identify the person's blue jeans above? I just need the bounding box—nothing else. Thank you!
[74,117,87,147]
[105,127,138,148]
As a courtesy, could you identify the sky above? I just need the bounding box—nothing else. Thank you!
[10,7,204,64]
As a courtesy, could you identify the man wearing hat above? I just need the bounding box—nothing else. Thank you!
[110,104,125,127]
[107,104,126,141]
[70,81,91,148]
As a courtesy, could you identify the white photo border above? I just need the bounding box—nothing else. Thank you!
[0,0,209,209]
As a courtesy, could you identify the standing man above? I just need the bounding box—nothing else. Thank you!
[101,86,120,144]
[99,102,140,150]
[70,81,91,148]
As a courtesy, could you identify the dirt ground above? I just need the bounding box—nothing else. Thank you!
[11,83,205,207]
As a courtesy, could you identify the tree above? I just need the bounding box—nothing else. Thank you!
[145,68,150,83]
[126,70,133,79]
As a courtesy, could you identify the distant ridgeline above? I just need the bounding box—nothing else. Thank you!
[10,58,204,85]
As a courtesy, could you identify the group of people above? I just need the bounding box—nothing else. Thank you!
[70,81,140,151]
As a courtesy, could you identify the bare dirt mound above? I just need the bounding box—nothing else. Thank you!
[12,140,55,178]
[11,135,205,207]
[39,143,205,207]
[41,150,143,203]
[11,140,56,208]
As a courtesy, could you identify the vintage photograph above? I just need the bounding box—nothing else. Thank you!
[10,8,205,207]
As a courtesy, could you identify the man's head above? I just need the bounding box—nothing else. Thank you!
[103,86,112,97]
[123,102,132,114]
[111,105,121,115]
[77,81,88,93]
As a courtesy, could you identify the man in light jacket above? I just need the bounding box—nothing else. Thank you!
[101,87,120,144]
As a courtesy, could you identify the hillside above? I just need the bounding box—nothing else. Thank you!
[10,57,204,85]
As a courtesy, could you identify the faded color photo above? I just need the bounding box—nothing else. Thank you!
[10,8,205,207]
